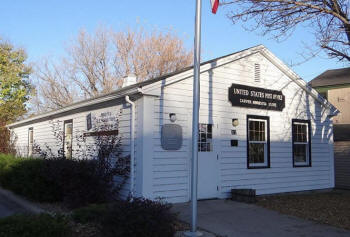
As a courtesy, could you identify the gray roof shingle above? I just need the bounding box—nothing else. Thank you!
[310,67,350,87]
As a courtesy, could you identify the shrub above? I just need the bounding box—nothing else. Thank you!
[73,199,177,237]
[43,158,117,208]
[0,158,61,202]
[0,154,19,176]
[0,214,71,237]
[72,203,109,224]
[0,154,119,208]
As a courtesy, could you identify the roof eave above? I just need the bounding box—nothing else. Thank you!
[259,48,339,116]
[8,45,265,129]
[7,87,141,129]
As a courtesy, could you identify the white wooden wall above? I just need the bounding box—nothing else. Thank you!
[11,103,134,198]
[149,51,334,203]
[10,50,335,204]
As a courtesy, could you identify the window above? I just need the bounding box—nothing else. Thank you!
[292,119,311,167]
[64,120,73,159]
[28,128,33,157]
[198,123,212,152]
[247,115,270,168]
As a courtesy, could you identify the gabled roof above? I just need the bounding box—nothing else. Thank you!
[310,67,350,87]
[8,45,338,129]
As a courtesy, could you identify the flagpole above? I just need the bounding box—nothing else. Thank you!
[185,0,202,236]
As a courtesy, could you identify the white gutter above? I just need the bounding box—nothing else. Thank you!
[7,87,140,129]
[125,95,135,197]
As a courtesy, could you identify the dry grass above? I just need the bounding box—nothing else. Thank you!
[257,189,350,230]
[174,220,190,232]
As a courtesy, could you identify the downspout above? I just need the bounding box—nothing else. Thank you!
[125,95,135,198]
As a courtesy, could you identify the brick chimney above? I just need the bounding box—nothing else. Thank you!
[122,74,137,87]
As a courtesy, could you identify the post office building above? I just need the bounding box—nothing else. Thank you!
[8,45,338,203]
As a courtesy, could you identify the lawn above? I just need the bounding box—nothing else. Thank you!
[257,189,350,230]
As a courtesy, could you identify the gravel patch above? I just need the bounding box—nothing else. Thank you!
[257,189,350,230]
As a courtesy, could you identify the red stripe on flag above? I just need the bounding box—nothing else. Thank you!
[211,0,219,14]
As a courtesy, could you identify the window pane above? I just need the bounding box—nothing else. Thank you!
[249,121,256,131]
[248,120,265,142]
[293,124,307,143]
[248,117,269,167]
[259,130,265,141]
[260,121,265,132]
[64,122,73,159]
[198,123,213,152]
[200,143,206,151]
[207,132,212,139]
[294,144,306,162]
[199,124,206,133]
[249,143,265,163]
[301,125,307,142]
[29,130,33,144]
[28,129,34,157]
[207,124,212,133]
[206,143,211,151]
[249,130,255,141]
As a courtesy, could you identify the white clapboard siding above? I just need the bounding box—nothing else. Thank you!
[150,51,334,202]
[11,103,135,199]
[10,47,335,204]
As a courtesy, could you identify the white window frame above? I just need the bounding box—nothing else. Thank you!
[292,120,311,167]
[63,120,73,159]
[248,117,268,168]
[28,127,33,157]
[198,123,213,152]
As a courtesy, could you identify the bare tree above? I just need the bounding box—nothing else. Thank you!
[113,27,193,83]
[66,27,115,97]
[223,0,350,62]
[33,25,192,111]
[33,58,79,111]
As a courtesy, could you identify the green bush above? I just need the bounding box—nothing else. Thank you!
[0,214,71,237]
[0,157,61,202]
[44,158,116,208]
[0,154,22,176]
[0,154,118,208]
[72,203,109,224]
[73,199,177,237]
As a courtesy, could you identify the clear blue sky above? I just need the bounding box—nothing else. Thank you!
[0,0,347,81]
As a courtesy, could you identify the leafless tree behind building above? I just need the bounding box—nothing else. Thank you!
[32,26,192,112]
[223,0,350,62]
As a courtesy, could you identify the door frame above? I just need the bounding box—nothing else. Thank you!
[186,110,220,200]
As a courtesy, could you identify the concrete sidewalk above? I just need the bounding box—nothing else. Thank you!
[0,192,28,218]
[0,188,44,218]
[173,199,350,237]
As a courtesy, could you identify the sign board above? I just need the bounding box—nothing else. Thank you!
[228,83,285,111]
[161,124,182,150]
[86,113,92,130]
[96,112,117,124]
[83,129,118,137]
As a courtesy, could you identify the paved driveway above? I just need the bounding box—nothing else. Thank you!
[173,199,350,237]
[0,191,28,218]
[0,188,29,218]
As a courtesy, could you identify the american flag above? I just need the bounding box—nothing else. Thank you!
[211,0,219,14]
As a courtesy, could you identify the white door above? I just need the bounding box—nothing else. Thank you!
[198,123,218,199]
